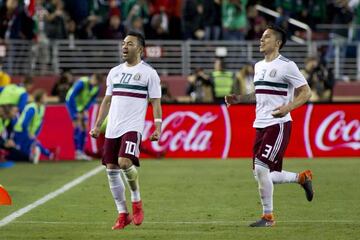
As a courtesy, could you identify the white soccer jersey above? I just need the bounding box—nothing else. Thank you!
[105,60,161,138]
[253,55,307,128]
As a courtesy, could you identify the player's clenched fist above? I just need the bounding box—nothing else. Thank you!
[224,94,240,107]
[149,130,161,141]
[89,127,100,138]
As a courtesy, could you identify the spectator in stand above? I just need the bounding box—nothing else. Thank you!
[301,56,334,102]
[93,7,126,39]
[63,0,89,25]
[246,4,267,40]
[222,0,248,40]
[325,1,353,75]
[0,0,35,40]
[121,0,150,25]
[307,0,327,30]
[127,15,145,35]
[89,0,122,23]
[43,0,67,39]
[51,68,73,102]
[203,0,222,40]
[0,75,33,113]
[234,62,255,96]
[187,67,214,102]
[122,0,150,30]
[149,0,183,39]
[0,0,35,74]
[348,0,360,41]
[146,5,169,40]
[182,0,205,40]
[211,57,235,102]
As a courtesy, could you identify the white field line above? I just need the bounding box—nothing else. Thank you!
[13,220,360,225]
[0,166,104,228]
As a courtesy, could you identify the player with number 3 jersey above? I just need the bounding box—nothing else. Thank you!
[225,25,314,227]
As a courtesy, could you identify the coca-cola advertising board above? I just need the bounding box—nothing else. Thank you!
[303,104,360,157]
[38,104,359,160]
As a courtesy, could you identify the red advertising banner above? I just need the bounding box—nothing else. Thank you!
[38,103,359,160]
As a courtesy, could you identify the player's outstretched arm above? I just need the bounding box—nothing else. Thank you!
[225,92,255,107]
[272,84,311,118]
[149,98,162,141]
[89,95,112,138]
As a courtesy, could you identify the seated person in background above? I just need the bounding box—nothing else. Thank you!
[65,74,102,160]
[13,90,54,164]
[187,67,213,102]
[0,104,27,164]
[234,62,255,97]
[301,57,334,102]
[0,75,33,113]
[51,69,74,102]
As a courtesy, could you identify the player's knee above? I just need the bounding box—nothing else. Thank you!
[106,163,119,170]
[118,158,132,169]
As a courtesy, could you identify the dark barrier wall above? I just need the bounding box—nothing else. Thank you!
[38,103,359,160]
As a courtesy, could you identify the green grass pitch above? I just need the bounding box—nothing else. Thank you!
[0,158,359,240]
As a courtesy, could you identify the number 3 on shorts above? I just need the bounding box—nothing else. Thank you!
[261,144,273,159]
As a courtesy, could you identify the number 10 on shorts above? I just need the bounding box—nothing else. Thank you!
[125,141,136,155]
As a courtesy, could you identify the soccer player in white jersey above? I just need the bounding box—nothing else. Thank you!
[89,31,162,230]
[225,25,314,227]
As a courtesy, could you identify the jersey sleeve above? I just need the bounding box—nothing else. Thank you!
[105,69,113,96]
[148,69,161,99]
[286,61,308,88]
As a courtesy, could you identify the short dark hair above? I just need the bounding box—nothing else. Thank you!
[266,24,287,49]
[33,89,46,102]
[126,30,145,48]
[23,75,33,86]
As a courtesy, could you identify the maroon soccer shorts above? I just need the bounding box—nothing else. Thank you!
[253,121,292,172]
[102,131,142,167]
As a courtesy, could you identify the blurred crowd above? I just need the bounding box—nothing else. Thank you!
[0,0,360,43]
[1,0,354,106]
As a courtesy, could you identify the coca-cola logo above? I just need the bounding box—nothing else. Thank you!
[143,111,218,152]
[315,111,360,151]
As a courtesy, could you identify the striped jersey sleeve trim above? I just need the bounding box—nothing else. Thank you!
[112,91,147,98]
[279,56,290,62]
[255,89,287,96]
[254,81,288,89]
[113,83,147,91]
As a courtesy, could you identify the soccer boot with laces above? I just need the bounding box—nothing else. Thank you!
[249,214,275,227]
[112,213,132,230]
[132,200,144,225]
[298,170,314,201]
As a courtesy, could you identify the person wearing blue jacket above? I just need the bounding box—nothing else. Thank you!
[0,76,33,113]
[13,89,52,164]
[66,73,102,160]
